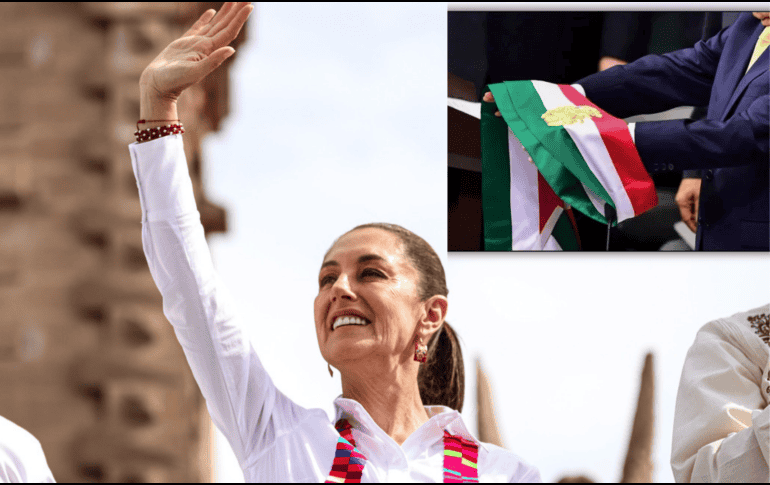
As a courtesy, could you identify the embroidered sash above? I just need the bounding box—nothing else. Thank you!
[324,419,479,483]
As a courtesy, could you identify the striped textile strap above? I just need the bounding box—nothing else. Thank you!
[324,419,367,483]
[443,430,479,483]
[325,420,480,483]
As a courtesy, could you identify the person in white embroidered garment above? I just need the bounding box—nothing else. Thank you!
[671,304,770,483]
[0,416,56,483]
[129,3,540,482]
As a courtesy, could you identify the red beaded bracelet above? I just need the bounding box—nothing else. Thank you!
[134,122,185,143]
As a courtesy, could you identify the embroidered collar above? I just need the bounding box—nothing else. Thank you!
[747,312,770,346]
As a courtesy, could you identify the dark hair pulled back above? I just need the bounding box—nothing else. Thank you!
[337,223,465,412]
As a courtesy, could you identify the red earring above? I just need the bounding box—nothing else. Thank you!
[414,336,427,363]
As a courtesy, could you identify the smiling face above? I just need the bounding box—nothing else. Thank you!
[314,228,426,369]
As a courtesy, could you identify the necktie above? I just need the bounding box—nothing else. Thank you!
[747,26,770,73]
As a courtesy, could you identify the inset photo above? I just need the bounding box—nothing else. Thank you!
[448,11,768,251]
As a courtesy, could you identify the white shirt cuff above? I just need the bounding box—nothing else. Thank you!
[128,134,198,222]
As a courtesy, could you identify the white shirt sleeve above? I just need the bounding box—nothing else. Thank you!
[671,319,770,483]
[0,417,55,483]
[128,135,310,470]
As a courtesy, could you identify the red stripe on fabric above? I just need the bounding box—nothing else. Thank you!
[538,171,564,233]
[328,420,366,483]
[336,420,358,449]
[558,84,657,216]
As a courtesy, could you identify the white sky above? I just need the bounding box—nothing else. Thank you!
[201,3,770,483]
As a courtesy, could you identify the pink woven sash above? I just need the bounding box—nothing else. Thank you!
[324,419,479,483]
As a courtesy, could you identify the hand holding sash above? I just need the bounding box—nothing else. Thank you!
[482,92,501,117]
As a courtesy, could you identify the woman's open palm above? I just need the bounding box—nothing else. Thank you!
[141,2,253,101]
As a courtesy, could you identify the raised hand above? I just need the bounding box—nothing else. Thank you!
[140,2,254,103]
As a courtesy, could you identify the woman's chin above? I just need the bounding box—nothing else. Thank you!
[325,338,378,366]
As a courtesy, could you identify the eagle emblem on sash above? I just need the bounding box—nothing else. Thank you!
[542,105,602,126]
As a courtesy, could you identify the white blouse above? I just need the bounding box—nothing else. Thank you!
[128,135,541,483]
[671,304,770,483]
[0,416,56,483]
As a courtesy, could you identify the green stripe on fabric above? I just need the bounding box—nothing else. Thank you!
[551,211,580,251]
[461,458,478,469]
[512,81,615,211]
[445,450,462,458]
[489,81,610,225]
[481,88,514,250]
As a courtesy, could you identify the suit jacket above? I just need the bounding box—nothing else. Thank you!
[577,12,769,250]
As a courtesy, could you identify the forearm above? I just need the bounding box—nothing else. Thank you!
[634,107,767,173]
[142,208,259,463]
[577,25,726,119]
[680,410,769,483]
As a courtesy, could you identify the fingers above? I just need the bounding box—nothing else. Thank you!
[693,193,700,222]
[676,193,698,232]
[198,2,237,36]
[483,92,502,116]
[678,204,692,224]
[210,3,254,46]
[192,46,236,80]
[685,217,698,233]
[183,9,216,37]
[680,206,697,232]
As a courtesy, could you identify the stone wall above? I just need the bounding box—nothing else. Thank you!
[0,2,245,481]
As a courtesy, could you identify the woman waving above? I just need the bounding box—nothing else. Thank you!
[129,3,539,482]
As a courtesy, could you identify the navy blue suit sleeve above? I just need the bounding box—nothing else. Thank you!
[635,94,769,172]
[577,24,728,118]
[578,14,768,174]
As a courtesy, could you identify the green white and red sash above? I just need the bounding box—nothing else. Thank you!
[481,92,580,250]
[324,419,479,483]
[481,80,657,250]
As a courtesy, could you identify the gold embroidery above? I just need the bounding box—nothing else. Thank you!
[542,105,602,126]
[748,313,770,346]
